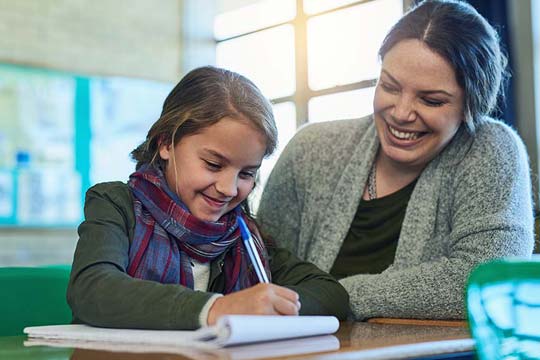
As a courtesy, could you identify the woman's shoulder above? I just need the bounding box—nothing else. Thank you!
[472,118,527,160]
[477,118,522,140]
[441,118,529,176]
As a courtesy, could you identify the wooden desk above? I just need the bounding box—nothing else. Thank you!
[0,321,474,360]
[367,318,468,327]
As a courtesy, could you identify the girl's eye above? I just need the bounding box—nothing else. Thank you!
[239,171,256,179]
[422,98,445,107]
[204,160,221,170]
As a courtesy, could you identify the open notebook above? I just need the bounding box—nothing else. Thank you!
[24,315,339,348]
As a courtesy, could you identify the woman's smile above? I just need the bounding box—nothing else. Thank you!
[385,122,427,147]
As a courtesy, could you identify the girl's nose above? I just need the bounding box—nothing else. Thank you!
[215,173,238,198]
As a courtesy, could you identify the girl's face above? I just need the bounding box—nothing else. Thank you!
[373,39,465,172]
[159,116,267,222]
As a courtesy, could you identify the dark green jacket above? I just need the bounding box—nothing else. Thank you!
[67,182,350,330]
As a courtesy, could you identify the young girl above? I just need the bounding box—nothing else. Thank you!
[67,66,349,330]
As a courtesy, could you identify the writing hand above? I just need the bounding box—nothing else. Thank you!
[207,283,301,325]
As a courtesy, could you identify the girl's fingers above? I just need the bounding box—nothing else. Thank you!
[272,284,300,303]
[273,295,300,315]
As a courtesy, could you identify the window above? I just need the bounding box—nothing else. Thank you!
[215,0,403,210]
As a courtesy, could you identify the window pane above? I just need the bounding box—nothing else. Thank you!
[308,87,375,123]
[214,0,296,40]
[216,25,295,99]
[304,0,361,15]
[250,101,296,212]
[307,0,402,90]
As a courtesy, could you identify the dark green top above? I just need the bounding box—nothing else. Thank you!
[330,180,416,279]
[67,182,350,330]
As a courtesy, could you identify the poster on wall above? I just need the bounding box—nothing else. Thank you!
[0,65,80,226]
[0,64,173,227]
[0,67,75,169]
[90,78,172,184]
[0,169,14,219]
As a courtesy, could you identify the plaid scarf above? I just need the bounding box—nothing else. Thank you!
[126,164,271,293]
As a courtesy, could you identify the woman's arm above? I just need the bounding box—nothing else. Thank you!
[268,245,351,320]
[342,124,534,320]
[257,131,304,254]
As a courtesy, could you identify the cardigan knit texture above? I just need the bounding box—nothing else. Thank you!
[257,115,534,320]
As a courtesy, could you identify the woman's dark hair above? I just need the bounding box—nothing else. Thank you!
[131,66,277,215]
[378,0,508,132]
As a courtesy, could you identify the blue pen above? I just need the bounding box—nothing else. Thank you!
[237,216,270,283]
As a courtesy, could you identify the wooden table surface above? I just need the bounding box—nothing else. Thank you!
[0,320,474,360]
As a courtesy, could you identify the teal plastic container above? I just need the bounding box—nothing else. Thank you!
[467,257,540,359]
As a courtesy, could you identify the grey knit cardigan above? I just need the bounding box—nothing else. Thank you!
[257,115,534,320]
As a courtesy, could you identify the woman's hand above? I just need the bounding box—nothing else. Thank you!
[207,283,301,325]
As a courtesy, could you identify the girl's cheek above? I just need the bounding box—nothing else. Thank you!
[240,181,256,198]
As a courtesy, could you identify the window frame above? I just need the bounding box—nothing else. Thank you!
[214,0,408,128]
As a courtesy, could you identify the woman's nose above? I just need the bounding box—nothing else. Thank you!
[215,173,238,198]
[391,95,417,122]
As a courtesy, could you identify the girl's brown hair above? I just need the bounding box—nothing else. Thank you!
[131,66,277,170]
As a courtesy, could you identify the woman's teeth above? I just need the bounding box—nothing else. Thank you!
[389,125,420,140]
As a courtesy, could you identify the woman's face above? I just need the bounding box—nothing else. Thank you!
[159,116,266,222]
[373,39,465,172]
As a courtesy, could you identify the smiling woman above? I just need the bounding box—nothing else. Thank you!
[372,38,465,195]
[257,0,535,321]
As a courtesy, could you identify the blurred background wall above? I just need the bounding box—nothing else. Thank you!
[0,0,183,81]
[0,0,538,266]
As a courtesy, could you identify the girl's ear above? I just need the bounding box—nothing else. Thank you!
[159,143,172,161]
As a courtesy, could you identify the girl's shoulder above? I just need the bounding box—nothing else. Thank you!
[88,181,130,196]
[86,181,134,210]
[82,182,136,236]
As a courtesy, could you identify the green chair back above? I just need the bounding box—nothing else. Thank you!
[466,257,540,359]
[0,265,72,336]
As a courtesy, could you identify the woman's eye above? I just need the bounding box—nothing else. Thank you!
[380,82,398,93]
[423,98,444,107]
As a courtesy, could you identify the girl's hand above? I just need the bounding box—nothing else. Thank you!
[207,283,301,325]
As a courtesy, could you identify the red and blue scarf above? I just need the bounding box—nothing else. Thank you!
[126,164,271,293]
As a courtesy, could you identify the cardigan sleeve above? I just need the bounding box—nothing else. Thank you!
[257,131,304,256]
[267,245,350,320]
[67,183,216,330]
[341,123,534,320]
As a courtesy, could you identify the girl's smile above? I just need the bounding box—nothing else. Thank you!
[201,193,230,209]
